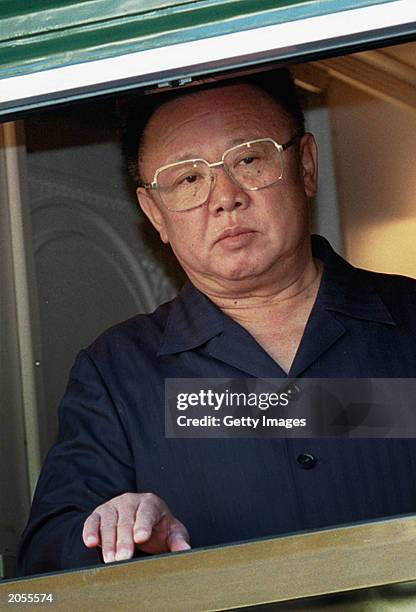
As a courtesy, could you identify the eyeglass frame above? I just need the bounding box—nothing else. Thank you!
[139,131,303,212]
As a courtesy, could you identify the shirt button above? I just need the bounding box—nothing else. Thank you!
[297,453,317,469]
[286,383,301,402]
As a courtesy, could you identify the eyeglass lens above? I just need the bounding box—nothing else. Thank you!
[157,140,283,211]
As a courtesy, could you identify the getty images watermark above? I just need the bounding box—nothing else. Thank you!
[165,378,416,438]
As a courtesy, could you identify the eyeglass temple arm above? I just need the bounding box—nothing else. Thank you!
[281,130,304,151]
[138,180,156,189]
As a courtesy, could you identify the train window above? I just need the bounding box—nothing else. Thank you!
[1,0,415,581]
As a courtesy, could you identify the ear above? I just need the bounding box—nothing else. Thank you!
[136,187,169,244]
[299,133,318,199]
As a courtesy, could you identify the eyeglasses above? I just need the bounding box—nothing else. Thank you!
[140,132,302,212]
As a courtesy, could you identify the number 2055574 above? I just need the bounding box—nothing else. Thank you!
[7,593,54,604]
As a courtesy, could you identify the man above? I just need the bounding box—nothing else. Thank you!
[17,70,416,575]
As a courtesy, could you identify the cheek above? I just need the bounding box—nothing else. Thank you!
[166,218,203,255]
[259,188,309,236]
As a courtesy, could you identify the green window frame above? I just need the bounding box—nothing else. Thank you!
[0,1,415,117]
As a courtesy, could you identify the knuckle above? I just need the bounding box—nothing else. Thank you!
[101,534,115,549]
[117,516,134,529]
[117,492,142,513]
[171,519,185,533]
[84,511,100,531]
[101,526,116,541]
[117,536,134,549]
[118,492,133,503]
[98,492,137,510]
[141,492,162,507]
[172,519,189,537]
[100,509,117,526]
[83,513,96,527]
[95,503,112,516]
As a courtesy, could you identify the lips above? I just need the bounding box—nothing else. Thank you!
[216,227,255,244]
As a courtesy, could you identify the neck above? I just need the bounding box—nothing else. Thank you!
[187,240,322,315]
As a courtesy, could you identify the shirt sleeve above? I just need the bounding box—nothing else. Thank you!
[16,349,137,576]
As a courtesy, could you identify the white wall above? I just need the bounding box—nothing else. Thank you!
[327,79,416,278]
[305,95,343,255]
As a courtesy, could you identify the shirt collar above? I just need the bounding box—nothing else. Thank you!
[158,234,395,356]
[311,235,395,325]
[158,281,223,356]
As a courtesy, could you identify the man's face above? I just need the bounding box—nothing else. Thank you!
[137,83,318,293]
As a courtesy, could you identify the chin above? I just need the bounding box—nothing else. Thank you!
[215,264,264,282]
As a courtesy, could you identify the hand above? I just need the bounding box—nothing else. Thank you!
[82,492,191,563]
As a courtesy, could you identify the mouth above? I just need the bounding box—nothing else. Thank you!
[215,227,256,245]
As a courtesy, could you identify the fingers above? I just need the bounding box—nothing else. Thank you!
[100,505,118,563]
[83,497,134,563]
[82,512,101,548]
[83,492,192,563]
[133,494,165,544]
[167,522,191,552]
[134,502,192,554]
[114,501,138,562]
[82,508,122,562]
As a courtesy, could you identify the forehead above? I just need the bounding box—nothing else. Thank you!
[141,84,292,165]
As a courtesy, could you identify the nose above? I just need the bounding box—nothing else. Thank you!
[208,165,251,215]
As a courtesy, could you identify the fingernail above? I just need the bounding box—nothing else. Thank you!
[86,536,96,546]
[115,549,130,561]
[104,551,115,563]
[170,538,191,552]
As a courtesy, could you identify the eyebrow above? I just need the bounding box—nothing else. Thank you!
[163,137,259,165]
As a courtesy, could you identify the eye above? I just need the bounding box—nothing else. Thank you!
[182,175,198,184]
[172,172,205,189]
[240,156,255,165]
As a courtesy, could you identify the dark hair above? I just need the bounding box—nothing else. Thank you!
[118,68,305,186]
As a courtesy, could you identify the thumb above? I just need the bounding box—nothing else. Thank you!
[167,528,191,552]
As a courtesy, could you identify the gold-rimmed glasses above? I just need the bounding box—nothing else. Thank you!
[140,132,302,212]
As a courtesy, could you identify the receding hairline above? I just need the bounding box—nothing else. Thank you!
[138,81,296,177]
[122,69,305,185]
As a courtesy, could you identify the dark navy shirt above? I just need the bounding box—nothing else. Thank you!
[17,235,416,575]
